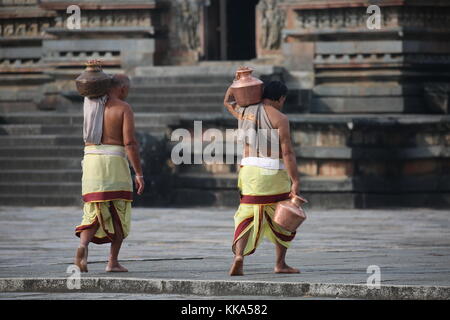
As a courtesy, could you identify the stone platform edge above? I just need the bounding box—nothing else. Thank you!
[0,278,448,300]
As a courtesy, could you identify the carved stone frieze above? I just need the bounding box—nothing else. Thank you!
[0,18,53,37]
[53,10,153,29]
[314,52,450,65]
[0,0,38,6]
[292,5,450,31]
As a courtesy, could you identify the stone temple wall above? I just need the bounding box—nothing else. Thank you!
[168,111,450,209]
[280,0,450,114]
[0,0,449,208]
[0,0,168,111]
[2,0,449,115]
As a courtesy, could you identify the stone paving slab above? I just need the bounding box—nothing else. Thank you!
[0,206,449,299]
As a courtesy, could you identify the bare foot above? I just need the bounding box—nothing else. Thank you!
[75,246,88,273]
[274,263,300,274]
[105,262,128,272]
[229,256,244,276]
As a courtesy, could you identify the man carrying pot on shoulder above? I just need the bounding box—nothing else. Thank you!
[74,73,145,273]
[224,80,304,276]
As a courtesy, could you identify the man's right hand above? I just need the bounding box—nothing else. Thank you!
[134,176,145,195]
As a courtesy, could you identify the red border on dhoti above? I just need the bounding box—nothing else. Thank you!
[240,192,290,205]
[75,202,125,245]
[82,190,133,202]
[233,217,253,243]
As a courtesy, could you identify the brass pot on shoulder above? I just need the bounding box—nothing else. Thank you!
[75,60,112,98]
[230,66,263,107]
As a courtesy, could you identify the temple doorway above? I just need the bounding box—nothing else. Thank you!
[202,0,259,61]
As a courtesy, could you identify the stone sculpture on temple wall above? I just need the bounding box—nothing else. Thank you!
[175,0,202,51]
[258,0,285,51]
[162,0,205,65]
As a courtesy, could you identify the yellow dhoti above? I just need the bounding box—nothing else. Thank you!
[233,165,296,256]
[75,145,133,244]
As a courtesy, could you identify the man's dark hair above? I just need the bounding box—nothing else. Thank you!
[110,74,130,88]
[262,81,288,101]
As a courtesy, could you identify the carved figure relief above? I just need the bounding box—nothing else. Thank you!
[259,0,285,50]
[176,0,202,51]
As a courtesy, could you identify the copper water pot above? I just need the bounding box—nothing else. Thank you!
[230,66,263,107]
[273,194,308,233]
[75,60,111,98]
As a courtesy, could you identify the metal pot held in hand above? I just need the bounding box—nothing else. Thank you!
[230,66,263,107]
[75,60,112,98]
[273,194,308,233]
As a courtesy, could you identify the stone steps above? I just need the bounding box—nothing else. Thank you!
[0,124,168,136]
[0,193,83,206]
[127,93,223,104]
[170,173,450,207]
[171,188,450,208]
[311,96,425,114]
[0,112,180,126]
[129,84,226,95]
[132,103,223,113]
[0,69,238,206]
[174,172,450,192]
[131,75,233,86]
[0,72,230,206]
[0,182,81,196]
[0,146,84,157]
[0,169,81,183]
[173,173,355,192]
[0,135,83,146]
[0,157,81,170]
[0,102,40,113]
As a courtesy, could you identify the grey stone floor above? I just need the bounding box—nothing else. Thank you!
[0,206,449,290]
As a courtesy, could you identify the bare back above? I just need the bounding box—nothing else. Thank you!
[243,104,287,159]
[85,97,128,146]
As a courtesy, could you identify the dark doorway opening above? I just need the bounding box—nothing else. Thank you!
[203,0,258,61]
[226,0,258,60]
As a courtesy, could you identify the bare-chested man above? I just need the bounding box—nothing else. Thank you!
[74,74,144,272]
[224,80,301,276]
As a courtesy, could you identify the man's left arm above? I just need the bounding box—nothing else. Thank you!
[277,115,300,196]
[123,105,145,195]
